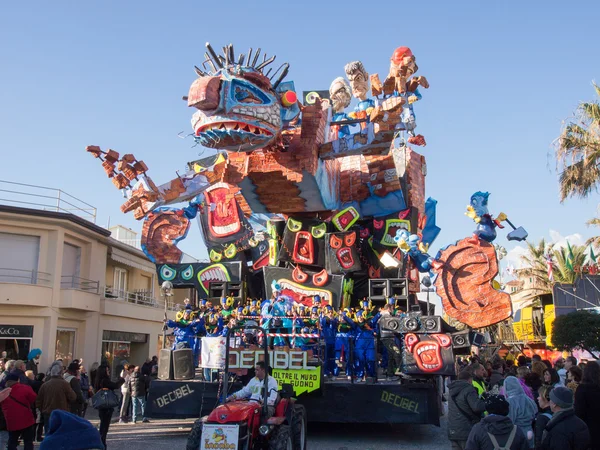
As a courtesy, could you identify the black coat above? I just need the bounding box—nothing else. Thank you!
[540,408,590,450]
[488,370,504,388]
[466,415,529,450]
[575,382,600,450]
[534,408,552,450]
[448,380,486,441]
[127,372,149,398]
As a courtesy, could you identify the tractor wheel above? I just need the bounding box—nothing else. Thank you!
[268,424,293,450]
[291,404,307,450]
[186,419,203,450]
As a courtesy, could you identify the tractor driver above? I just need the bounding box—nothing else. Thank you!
[225,361,279,417]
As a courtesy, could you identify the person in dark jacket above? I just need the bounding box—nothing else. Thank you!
[63,362,85,416]
[448,368,487,449]
[10,360,30,386]
[95,364,125,449]
[575,361,600,450]
[36,362,76,435]
[0,374,37,450]
[534,385,553,450]
[466,394,528,450]
[540,386,589,450]
[488,361,504,390]
[127,366,150,423]
[79,365,92,418]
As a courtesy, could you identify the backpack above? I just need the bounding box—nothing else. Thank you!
[487,425,518,450]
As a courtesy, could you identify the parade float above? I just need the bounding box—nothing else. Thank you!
[86,42,525,427]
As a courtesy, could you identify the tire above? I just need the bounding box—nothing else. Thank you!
[268,424,293,450]
[186,419,203,450]
[291,404,307,450]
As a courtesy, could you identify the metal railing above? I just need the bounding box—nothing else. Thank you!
[0,268,52,286]
[60,275,100,293]
[0,180,97,223]
[103,287,178,311]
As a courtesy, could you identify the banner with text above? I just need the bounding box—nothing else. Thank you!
[272,366,321,395]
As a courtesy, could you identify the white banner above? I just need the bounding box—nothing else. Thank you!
[200,423,239,450]
[200,336,226,369]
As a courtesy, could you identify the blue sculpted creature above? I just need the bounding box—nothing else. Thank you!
[466,191,506,244]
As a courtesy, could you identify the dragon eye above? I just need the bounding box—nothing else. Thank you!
[344,232,356,247]
[181,265,194,281]
[160,265,176,281]
[330,235,342,249]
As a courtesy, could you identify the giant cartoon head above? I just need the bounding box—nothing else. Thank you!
[344,61,370,102]
[188,43,300,152]
[389,46,418,79]
[469,191,490,217]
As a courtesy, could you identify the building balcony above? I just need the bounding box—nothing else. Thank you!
[0,268,53,307]
[59,275,101,311]
[101,287,177,321]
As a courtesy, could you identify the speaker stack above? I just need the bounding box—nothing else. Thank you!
[158,348,174,380]
[172,348,194,380]
[209,281,245,303]
[368,278,409,306]
[378,314,443,334]
[451,330,487,354]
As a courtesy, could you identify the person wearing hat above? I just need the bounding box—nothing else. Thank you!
[40,410,104,450]
[465,394,528,449]
[540,386,590,450]
[320,305,338,378]
[0,372,37,450]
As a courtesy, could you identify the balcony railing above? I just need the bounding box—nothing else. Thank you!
[103,287,178,311]
[0,268,52,286]
[60,275,100,294]
[0,180,97,223]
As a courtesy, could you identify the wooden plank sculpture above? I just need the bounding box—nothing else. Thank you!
[434,237,512,328]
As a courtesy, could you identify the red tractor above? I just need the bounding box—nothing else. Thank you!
[186,326,307,450]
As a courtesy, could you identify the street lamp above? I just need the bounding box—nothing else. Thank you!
[160,281,173,349]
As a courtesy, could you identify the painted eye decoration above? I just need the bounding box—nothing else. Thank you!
[181,265,194,281]
[235,86,262,104]
[280,90,297,107]
[248,237,259,248]
[311,223,327,239]
[313,269,329,287]
[231,80,271,105]
[210,249,223,262]
[287,218,302,232]
[330,235,342,249]
[224,244,237,259]
[292,265,309,283]
[344,232,356,247]
[160,265,176,281]
[373,219,384,230]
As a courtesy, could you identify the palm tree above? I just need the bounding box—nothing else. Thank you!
[552,244,588,284]
[556,83,600,201]
[519,238,553,293]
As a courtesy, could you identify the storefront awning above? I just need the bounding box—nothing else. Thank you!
[109,247,155,273]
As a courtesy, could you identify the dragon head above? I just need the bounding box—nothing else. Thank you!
[188,43,300,152]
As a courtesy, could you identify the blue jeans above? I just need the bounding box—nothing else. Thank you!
[132,396,146,422]
[0,431,9,450]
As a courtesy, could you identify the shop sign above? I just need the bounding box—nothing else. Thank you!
[0,325,33,337]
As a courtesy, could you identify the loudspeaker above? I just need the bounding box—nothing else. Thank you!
[389,278,408,299]
[172,348,194,380]
[419,316,442,333]
[451,330,487,353]
[379,316,403,333]
[226,281,244,301]
[451,330,471,350]
[209,281,227,299]
[158,348,174,380]
[369,279,389,300]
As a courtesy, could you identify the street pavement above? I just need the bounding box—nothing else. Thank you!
[81,414,449,450]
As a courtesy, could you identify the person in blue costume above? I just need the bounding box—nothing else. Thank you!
[345,61,375,130]
[164,306,202,367]
[343,309,377,381]
[329,77,354,139]
[319,305,338,378]
[465,191,507,244]
[334,308,354,378]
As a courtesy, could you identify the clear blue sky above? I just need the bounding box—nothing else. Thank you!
[1,1,599,262]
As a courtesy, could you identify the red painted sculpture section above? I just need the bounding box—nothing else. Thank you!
[434,238,512,328]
